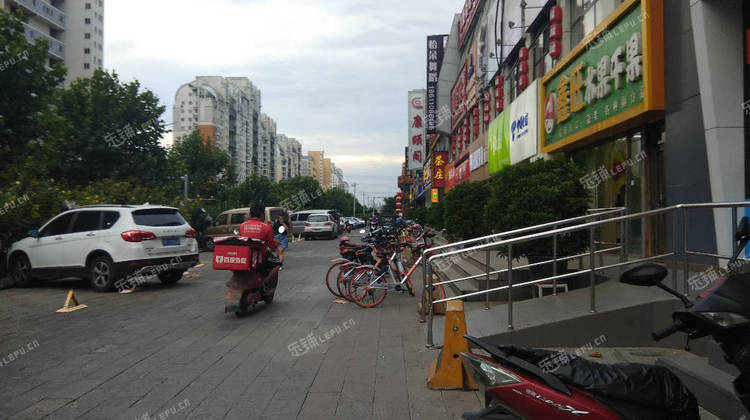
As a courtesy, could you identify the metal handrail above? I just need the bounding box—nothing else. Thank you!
[424,201,750,346]
[419,207,626,320]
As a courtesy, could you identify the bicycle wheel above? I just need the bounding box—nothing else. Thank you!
[326,262,346,297]
[337,264,359,300]
[348,267,387,308]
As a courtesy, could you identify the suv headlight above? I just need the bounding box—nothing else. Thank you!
[698,312,750,328]
[461,353,520,388]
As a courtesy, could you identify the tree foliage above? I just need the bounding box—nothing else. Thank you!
[444,181,491,240]
[168,129,232,198]
[485,156,590,258]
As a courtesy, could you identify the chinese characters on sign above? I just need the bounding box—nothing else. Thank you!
[431,152,447,188]
[426,35,447,134]
[408,90,426,170]
[543,4,649,149]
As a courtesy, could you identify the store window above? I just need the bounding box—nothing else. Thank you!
[571,130,645,256]
[570,0,622,46]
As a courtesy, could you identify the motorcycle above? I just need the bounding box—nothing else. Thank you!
[192,207,214,251]
[461,217,750,420]
[212,226,283,317]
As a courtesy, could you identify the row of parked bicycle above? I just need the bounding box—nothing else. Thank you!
[324,223,435,308]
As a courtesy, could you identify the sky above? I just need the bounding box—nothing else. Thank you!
[104,0,464,208]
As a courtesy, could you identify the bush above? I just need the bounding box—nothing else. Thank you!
[444,181,491,240]
[426,201,445,230]
[485,156,590,259]
[405,207,427,225]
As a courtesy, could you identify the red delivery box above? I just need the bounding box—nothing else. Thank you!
[212,236,266,271]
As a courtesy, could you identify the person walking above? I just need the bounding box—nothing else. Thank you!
[273,212,291,264]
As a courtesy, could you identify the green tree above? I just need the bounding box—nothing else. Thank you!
[405,207,427,224]
[444,182,490,240]
[485,156,590,259]
[168,129,232,198]
[220,175,277,209]
[274,176,324,209]
[381,196,397,217]
[426,201,445,229]
[320,187,359,216]
[46,69,168,187]
[0,9,66,184]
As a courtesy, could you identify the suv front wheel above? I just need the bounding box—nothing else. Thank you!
[89,255,118,292]
[158,270,185,285]
[11,254,36,287]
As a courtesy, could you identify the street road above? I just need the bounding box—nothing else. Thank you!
[0,233,480,419]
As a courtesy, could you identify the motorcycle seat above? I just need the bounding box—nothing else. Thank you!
[495,344,700,420]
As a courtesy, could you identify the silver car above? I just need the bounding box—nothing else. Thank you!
[303,213,337,240]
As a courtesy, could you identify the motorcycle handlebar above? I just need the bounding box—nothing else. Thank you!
[652,321,683,342]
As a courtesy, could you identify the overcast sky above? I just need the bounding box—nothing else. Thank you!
[104,0,463,207]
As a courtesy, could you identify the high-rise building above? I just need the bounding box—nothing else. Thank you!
[259,113,276,180]
[276,135,302,181]
[0,0,105,86]
[301,155,311,178]
[323,158,332,191]
[173,76,261,181]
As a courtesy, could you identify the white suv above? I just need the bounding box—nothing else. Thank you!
[6,205,199,292]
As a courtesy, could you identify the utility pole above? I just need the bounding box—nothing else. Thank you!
[180,174,189,204]
[351,183,358,217]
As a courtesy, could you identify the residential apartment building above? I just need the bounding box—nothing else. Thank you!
[331,164,345,190]
[301,155,311,177]
[259,113,276,180]
[173,76,261,181]
[276,134,302,181]
[1,0,104,86]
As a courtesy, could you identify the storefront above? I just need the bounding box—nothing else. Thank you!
[539,0,663,255]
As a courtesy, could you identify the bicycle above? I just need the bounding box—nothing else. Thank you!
[347,241,420,308]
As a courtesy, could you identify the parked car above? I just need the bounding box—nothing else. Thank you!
[291,209,341,236]
[203,206,285,250]
[303,213,338,239]
[6,205,199,292]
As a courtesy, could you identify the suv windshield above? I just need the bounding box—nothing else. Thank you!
[308,215,328,223]
[131,208,186,227]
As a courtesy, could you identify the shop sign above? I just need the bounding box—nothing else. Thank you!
[431,188,439,203]
[487,80,539,173]
[426,35,447,134]
[432,152,448,188]
[448,159,471,188]
[458,0,482,49]
[469,146,487,171]
[451,64,467,129]
[509,79,538,164]
[541,0,663,152]
[407,90,426,170]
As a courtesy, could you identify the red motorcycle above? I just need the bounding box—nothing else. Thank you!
[461,217,750,419]
[213,235,279,317]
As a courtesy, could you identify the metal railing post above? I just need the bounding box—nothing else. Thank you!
[671,209,677,290]
[507,244,514,330]
[589,226,596,313]
[619,208,627,267]
[732,206,738,257]
[552,224,558,296]
[419,254,428,322]
[683,207,689,294]
[485,249,491,309]
[427,265,434,347]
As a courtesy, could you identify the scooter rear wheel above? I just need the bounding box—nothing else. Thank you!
[235,290,251,317]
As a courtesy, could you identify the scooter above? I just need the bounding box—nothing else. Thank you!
[461,217,750,420]
[212,227,283,317]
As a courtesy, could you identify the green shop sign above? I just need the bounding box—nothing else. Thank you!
[541,2,650,152]
[487,109,510,174]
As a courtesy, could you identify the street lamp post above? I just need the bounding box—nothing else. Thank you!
[352,183,358,217]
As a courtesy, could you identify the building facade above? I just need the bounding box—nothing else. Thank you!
[173,76,261,181]
[276,134,302,181]
[420,0,748,260]
[1,0,104,86]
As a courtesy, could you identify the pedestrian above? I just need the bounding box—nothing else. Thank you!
[273,212,291,264]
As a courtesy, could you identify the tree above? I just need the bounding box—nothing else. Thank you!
[485,156,590,259]
[426,201,445,229]
[0,9,66,184]
[220,175,277,209]
[405,207,427,224]
[46,69,169,187]
[444,182,491,240]
[320,188,359,216]
[274,176,324,210]
[168,129,232,198]
[381,196,397,217]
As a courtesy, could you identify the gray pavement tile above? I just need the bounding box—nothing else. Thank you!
[9,398,71,420]
[296,391,339,420]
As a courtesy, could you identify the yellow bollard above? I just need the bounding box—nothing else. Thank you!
[427,300,477,390]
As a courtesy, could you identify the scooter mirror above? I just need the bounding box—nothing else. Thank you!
[233,228,240,235]
[737,216,749,241]
[620,263,668,287]
[278,226,285,234]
